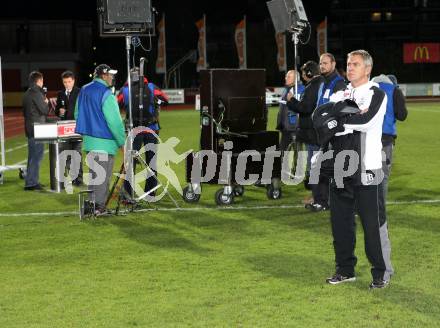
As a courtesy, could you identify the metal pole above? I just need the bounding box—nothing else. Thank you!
[0,57,5,168]
[292,32,299,99]
[125,35,135,200]
[139,57,146,124]
[126,36,133,132]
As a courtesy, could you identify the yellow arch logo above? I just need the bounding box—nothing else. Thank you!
[414,46,430,61]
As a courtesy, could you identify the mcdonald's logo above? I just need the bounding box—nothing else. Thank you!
[403,43,440,63]
[414,46,429,61]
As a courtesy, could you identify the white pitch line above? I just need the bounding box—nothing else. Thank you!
[0,199,439,217]
[13,149,49,165]
[5,143,27,153]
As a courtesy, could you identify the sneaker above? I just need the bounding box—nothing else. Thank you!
[369,279,389,289]
[94,206,110,217]
[305,203,329,212]
[72,179,83,186]
[326,273,356,285]
[121,197,136,206]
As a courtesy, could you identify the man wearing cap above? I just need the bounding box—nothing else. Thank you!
[75,64,125,215]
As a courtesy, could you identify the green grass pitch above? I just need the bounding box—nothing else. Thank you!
[0,103,439,327]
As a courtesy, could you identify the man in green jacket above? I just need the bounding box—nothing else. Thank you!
[75,64,126,215]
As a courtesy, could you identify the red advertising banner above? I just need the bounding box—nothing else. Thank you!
[403,43,440,63]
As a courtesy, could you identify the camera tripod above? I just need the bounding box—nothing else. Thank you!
[106,146,179,215]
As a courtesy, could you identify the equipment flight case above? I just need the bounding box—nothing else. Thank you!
[182,69,282,205]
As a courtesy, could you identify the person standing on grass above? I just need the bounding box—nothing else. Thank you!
[302,53,348,212]
[276,69,303,152]
[326,50,393,289]
[75,64,125,215]
[55,70,83,186]
[116,67,169,202]
[22,71,49,191]
[371,74,408,199]
[286,61,326,211]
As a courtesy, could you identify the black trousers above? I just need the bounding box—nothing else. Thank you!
[60,139,83,181]
[311,176,329,206]
[279,130,296,151]
[329,180,393,281]
[123,132,158,197]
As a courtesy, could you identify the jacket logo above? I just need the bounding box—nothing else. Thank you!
[327,120,338,129]
[414,46,429,61]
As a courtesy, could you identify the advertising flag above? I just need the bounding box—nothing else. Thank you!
[196,15,207,71]
[155,14,167,74]
[235,17,247,69]
[275,32,286,72]
[317,18,327,56]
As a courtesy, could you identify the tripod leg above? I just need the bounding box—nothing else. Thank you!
[106,162,125,207]
[134,152,180,208]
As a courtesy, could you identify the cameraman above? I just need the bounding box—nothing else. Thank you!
[117,68,169,201]
[286,61,326,210]
[75,64,125,215]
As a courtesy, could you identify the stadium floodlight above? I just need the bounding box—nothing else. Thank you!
[98,0,155,37]
[266,0,309,34]
[266,0,310,99]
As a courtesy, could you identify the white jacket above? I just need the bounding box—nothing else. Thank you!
[330,81,387,171]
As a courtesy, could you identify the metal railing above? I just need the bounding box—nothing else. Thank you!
[165,50,197,88]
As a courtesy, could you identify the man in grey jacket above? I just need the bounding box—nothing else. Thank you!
[23,71,49,190]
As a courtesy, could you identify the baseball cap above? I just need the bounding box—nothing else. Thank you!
[94,64,118,77]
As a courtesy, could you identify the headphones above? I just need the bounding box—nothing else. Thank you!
[301,61,318,79]
[304,69,313,78]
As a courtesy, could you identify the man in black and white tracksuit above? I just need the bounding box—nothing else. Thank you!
[325,50,393,289]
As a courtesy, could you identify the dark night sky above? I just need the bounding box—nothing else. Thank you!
[2,1,330,27]
[2,1,331,86]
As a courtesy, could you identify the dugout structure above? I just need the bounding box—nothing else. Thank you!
[182,69,282,205]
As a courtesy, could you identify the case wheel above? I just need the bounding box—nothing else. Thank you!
[215,188,234,205]
[182,185,201,203]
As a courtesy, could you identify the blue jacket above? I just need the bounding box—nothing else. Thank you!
[378,82,397,136]
[121,82,159,131]
[75,80,114,139]
[276,84,304,132]
[317,73,345,106]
